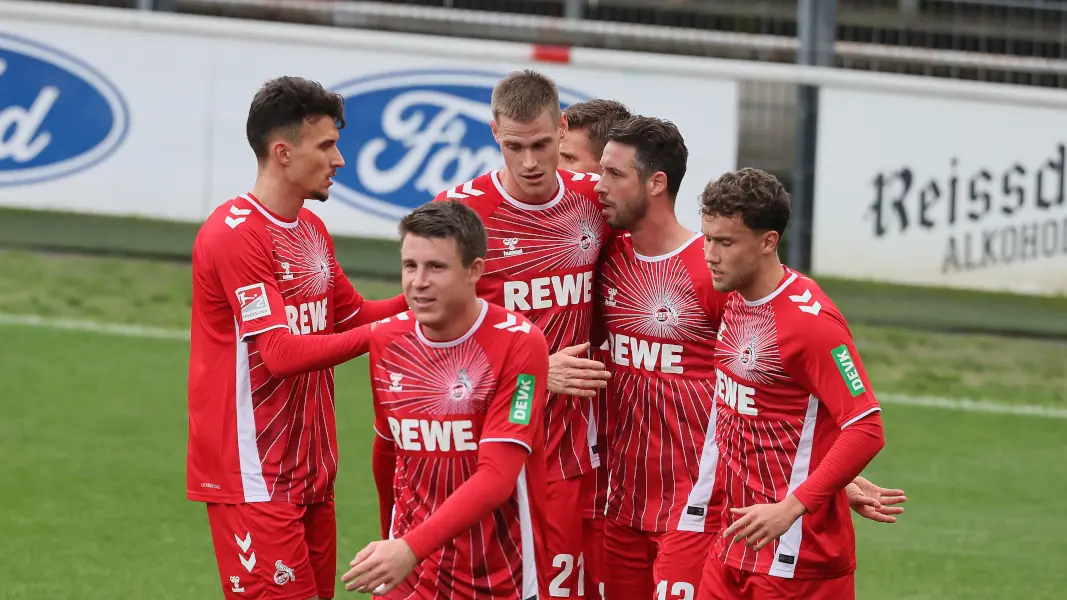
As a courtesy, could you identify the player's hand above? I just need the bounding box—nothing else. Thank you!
[847,475,907,524]
[548,343,611,398]
[342,539,417,595]
[723,495,808,552]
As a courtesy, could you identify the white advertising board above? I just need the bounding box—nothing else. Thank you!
[0,2,739,238]
[814,87,1067,296]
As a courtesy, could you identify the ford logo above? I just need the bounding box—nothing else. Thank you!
[0,32,130,187]
[330,69,588,221]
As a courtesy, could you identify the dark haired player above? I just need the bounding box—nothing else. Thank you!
[696,168,892,600]
[559,98,633,599]
[187,75,407,600]
[593,115,727,600]
[342,200,552,599]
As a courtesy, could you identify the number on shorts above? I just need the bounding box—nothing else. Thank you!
[656,581,695,600]
[550,554,574,597]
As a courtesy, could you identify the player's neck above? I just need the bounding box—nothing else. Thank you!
[499,167,558,205]
[629,203,691,257]
[250,172,305,221]
[739,260,788,303]
[420,298,483,342]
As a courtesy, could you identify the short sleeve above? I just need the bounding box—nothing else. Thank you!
[332,255,366,331]
[368,333,394,442]
[211,226,290,342]
[782,311,881,429]
[480,327,550,453]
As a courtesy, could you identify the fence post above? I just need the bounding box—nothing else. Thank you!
[564,0,584,20]
[789,0,836,272]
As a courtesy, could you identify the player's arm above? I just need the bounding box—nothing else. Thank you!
[785,317,885,516]
[332,251,408,332]
[372,434,398,539]
[212,226,373,378]
[724,313,886,549]
[343,328,550,594]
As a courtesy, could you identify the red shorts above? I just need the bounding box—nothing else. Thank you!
[206,501,336,600]
[603,520,714,600]
[696,558,855,600]
[582,516,605,600]
[544,477,585,598]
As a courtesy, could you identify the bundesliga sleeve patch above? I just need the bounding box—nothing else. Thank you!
[235,283,271,322]
[509,374,535,425]
[832,344,866,397]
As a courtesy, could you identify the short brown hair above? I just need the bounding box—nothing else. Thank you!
[399,201,487,267]
[563,99,632,160]
[246,76,345,160]
[699,168,791,237]
[605,115,688,201]
[491,69,560,123]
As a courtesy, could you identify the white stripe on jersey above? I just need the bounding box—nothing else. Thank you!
[516,466,538,599]
[768,395,819,578]
[234,319,269,502]
[677,397,720,533]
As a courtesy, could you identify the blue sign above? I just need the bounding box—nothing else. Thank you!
[0,32,130,187]
[329,69,588,222]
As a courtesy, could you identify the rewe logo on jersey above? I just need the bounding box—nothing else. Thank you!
[328,69,588,221]
[715,369,758,416]
[0,33,129,186]
[387,416,479,452]
[285,298,328,335]
[606,331,684,374]
[504,270,595,311]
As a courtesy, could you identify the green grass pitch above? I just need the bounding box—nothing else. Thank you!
[1,249,1066,599]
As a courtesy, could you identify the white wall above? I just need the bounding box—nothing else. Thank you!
[814,87,1067,296]
[0,1,738,238]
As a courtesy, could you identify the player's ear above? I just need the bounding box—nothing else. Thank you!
[763,230,781,255]
[559,111,569,139]
[647,171,668,199]
[274,140,291,167]
[468,257,485,281]
[490,120,500,144]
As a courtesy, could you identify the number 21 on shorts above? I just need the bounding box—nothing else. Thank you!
[550,553,585,598]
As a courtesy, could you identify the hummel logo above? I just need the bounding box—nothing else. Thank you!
[502,238,522,257]
[235,532,252,553]
[446,181,485,199]
[493,313,531,334]
[788,289,822,316]
[226,205,251,229]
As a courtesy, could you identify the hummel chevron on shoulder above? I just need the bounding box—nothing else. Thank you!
[567,171,601,182]
[225,205,251,229]
[446,181,485,200]
[492,313,532,334]
[787,289,822,316]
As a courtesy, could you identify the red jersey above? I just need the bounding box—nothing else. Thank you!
[599,233,728,532]
[434,169,610,482]
[711,268,882,579]
[370,301,551,599]
[583,340,611,520]
[187,194,366,505]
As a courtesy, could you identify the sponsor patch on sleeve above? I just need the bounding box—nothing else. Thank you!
[509,374,535,425]
[831,344,866,397]
[235,283,271,322]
